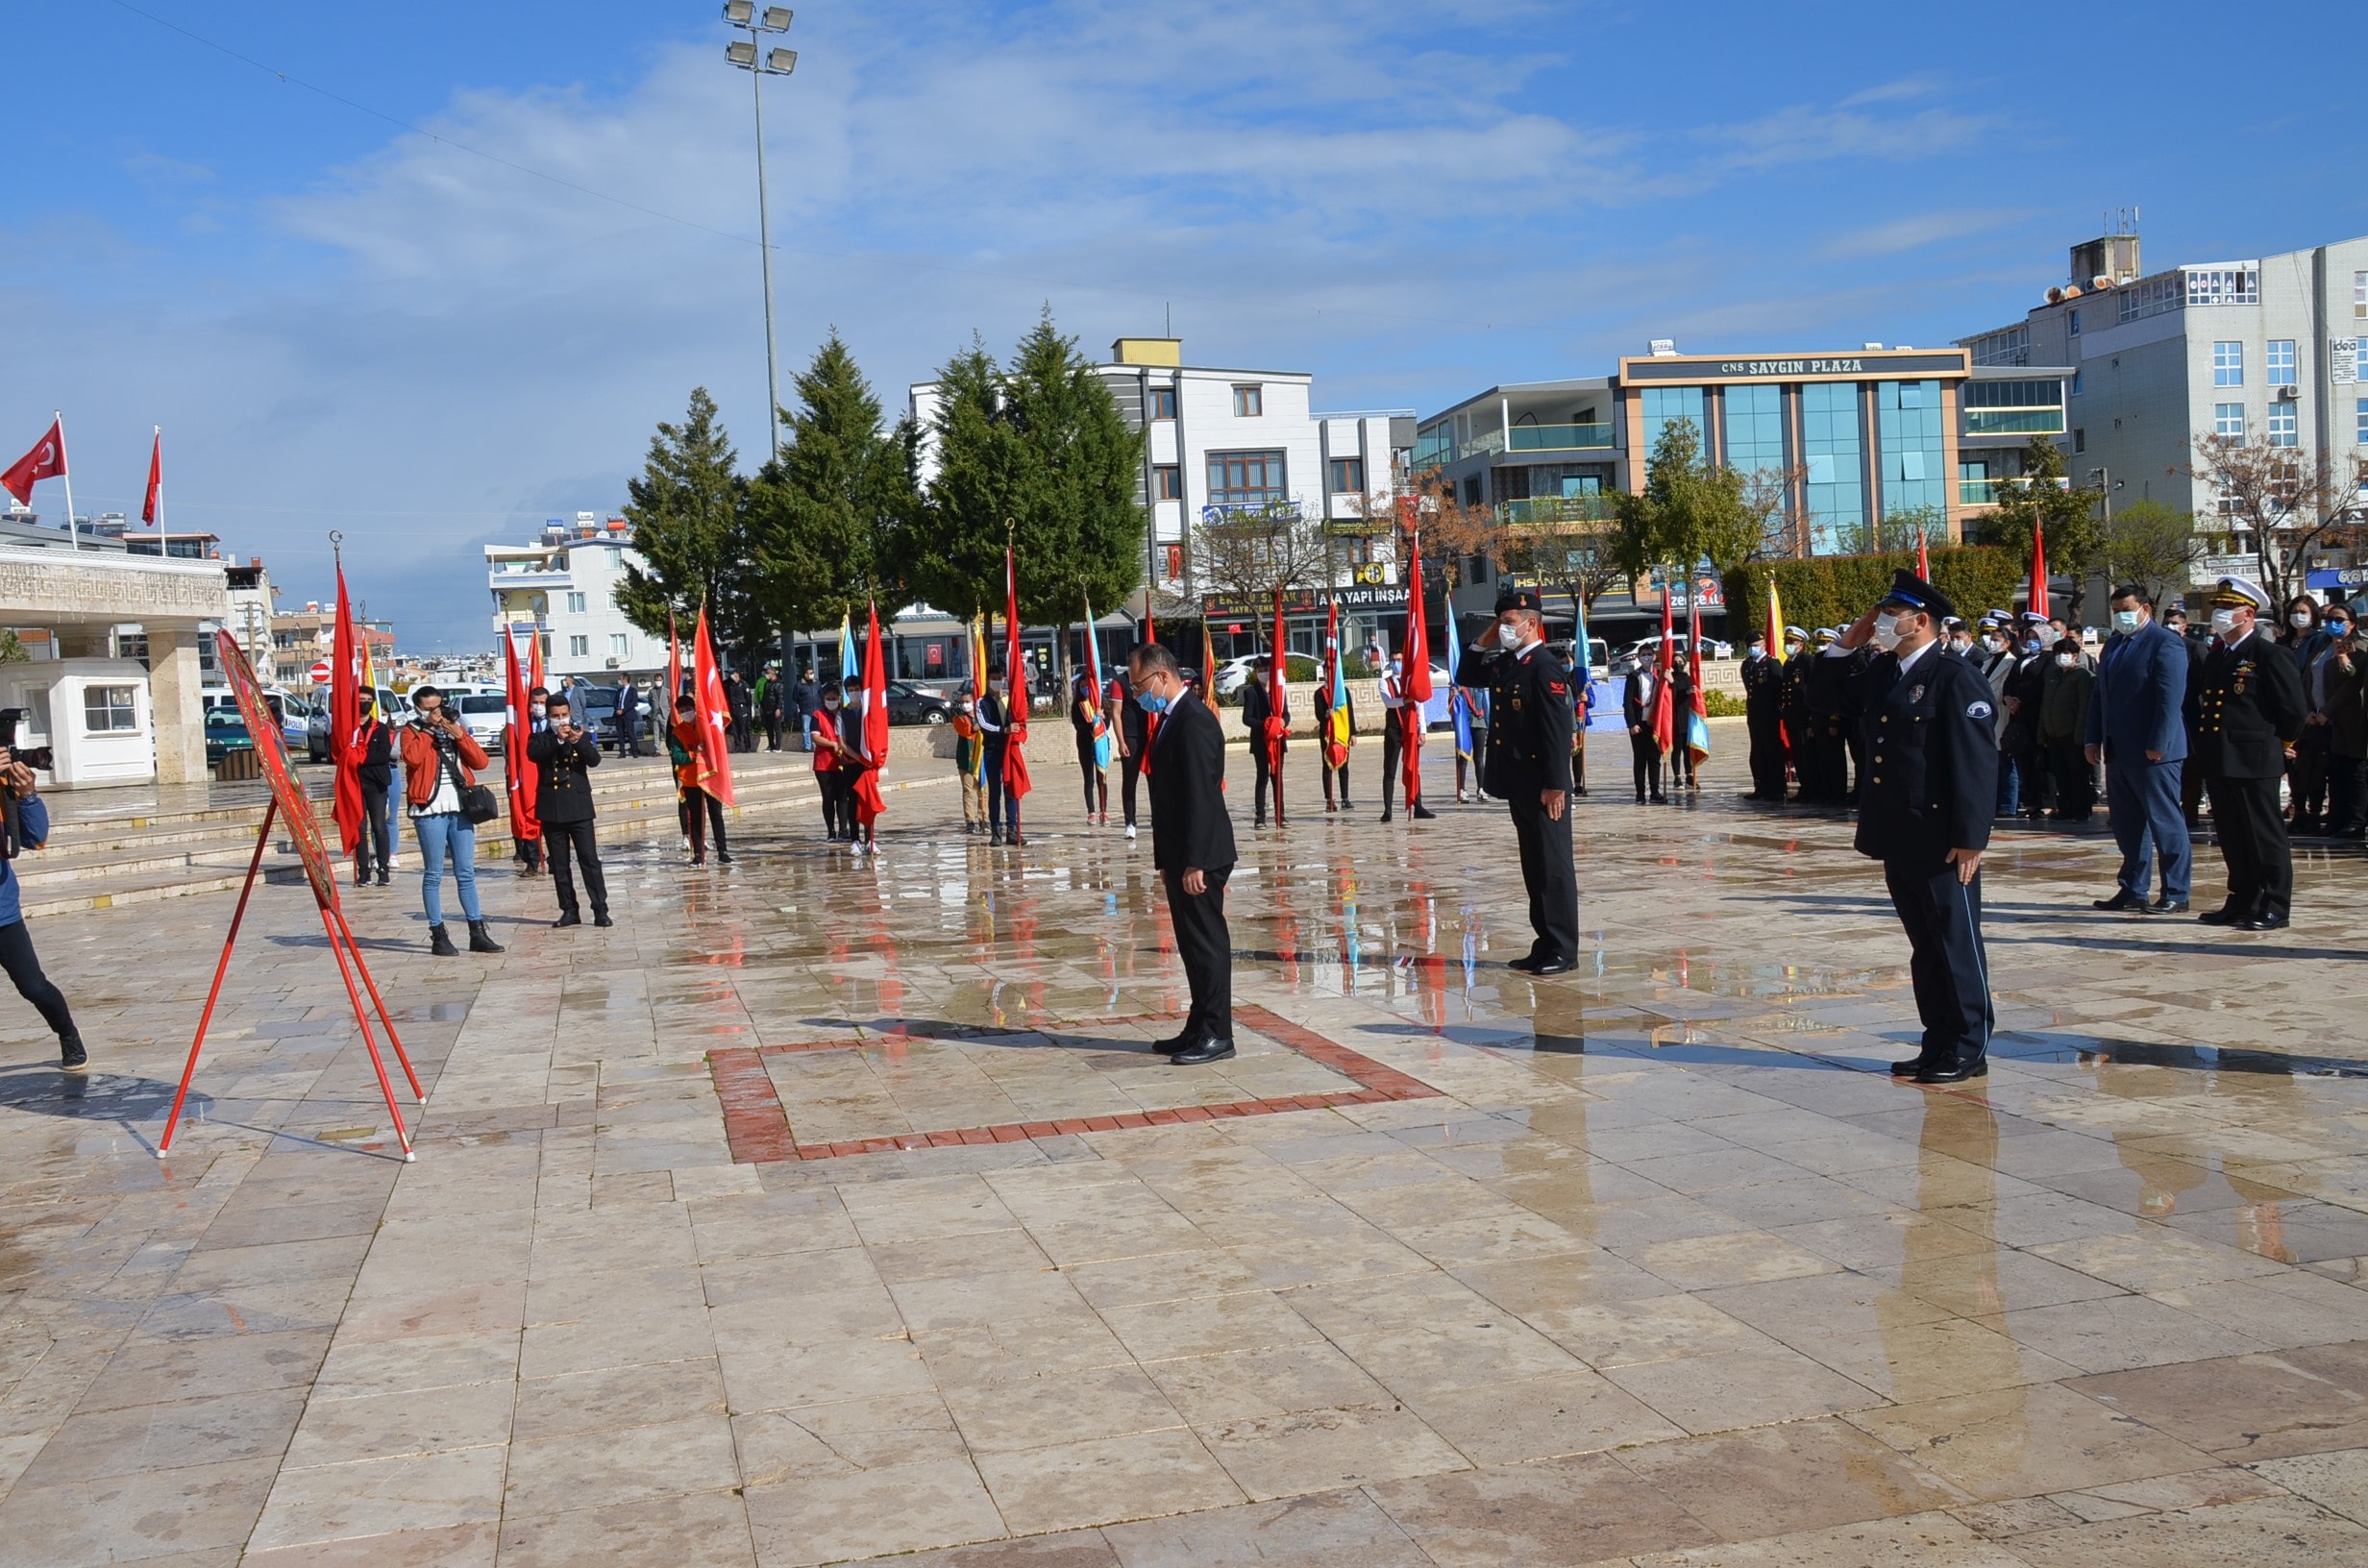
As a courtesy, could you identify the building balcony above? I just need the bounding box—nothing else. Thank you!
[1961,409,2066,437]
[1502,496,1617,526]
[1958,478,2004,506]
[1505,422,1616,454]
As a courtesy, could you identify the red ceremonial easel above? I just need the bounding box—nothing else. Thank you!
[157,631,425,1160]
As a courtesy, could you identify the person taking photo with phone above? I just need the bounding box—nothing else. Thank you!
[399,686,506,958]
[0,742,86,1069]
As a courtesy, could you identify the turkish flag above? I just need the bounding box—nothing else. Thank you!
[692,606,736,807]
[1001,549,1031,801]
[1400,540,1430,807]
[142,429,162,525]
[2,418,65,505]
[851,600,889,827]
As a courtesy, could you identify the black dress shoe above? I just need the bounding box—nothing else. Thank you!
[2196,907,2242,926]
[1152,1033,1200,1056]
[2092,889,2147,912]
[1507,954,1545,972]
[59,1033,87,1071]
[1170,1037,1237,1066]
[1890,1057,1932,1077]
[2148,897,2189,914]
[593,914,615,928]
[2240,913,2289,931]
[1916,1060,1989,1085]
[1411,805,1438,820]
[1526,957,1574,977]
[553,911,582,928]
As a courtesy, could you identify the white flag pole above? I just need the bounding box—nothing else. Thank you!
[55,410,78,551]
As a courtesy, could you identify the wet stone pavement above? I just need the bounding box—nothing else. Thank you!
[3,737,2368,1565]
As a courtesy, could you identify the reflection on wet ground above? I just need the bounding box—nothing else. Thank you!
[0,740,2365,1564]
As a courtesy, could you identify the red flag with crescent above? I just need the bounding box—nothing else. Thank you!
[851,600,889,827]
[692,606,736,807]
[1,418,65,505]
[142,429,162,525]
[1001,549,1031,800]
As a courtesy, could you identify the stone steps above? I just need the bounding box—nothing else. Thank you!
[15,752,910,919]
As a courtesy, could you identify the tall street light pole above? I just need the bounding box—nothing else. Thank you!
[724,4,797,465]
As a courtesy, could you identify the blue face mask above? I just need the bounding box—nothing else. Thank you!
[1137,690,1171,714]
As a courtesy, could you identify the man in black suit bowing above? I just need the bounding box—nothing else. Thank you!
[1129,641,1239,1065]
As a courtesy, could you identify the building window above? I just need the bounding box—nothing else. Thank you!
[83,685,137,733]
[1878,380,1945,518]
[2216,404,2246,440]
[2213,341,2244,387]
[1153,465,1181,501]
[2186,266,2258,306]
[1640,386,1706,457]
[1205,450,1287,508]
[1328,456,1365,495]
[2072,428,2086,453]
[113,630,150,667]
[1799,381,1863,554]
[1966,325,2031,366]
[565,591,587,614]
[2068,307,2082,336]
[2267,340,2297,386]
[569,635,590,657]
[2356,271,2367,319]
[2268,403,2298,448]
[1231,384,1263,418]
[610,633,629,656]
[2357,398,2368,446]
[1149,386,1177,421]
[1722,383,1787,476]
[2070,371,2084,398]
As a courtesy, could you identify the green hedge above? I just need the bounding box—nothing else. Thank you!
[1722,546,2027,639]
[1702,689,1747,719]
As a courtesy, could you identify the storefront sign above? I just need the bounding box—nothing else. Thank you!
[1200,584,1406,616]
[2332,338,2359,385]
[1618,349,1969,383]
[2307,567,2368,591]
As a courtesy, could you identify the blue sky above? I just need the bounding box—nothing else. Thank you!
[9,1,2364,648]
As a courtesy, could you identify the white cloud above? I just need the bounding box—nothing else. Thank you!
[3,7,2025,647]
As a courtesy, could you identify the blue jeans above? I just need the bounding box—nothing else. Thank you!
[1994,752,2021,816]
[412,812,481,926]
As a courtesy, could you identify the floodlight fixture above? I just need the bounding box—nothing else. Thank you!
[722,1,753,23]
[726,38,757,65]
[760,7,795,30]
[765,48,797,73]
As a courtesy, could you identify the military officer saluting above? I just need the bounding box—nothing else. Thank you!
[1827,570,1999,1084]
[1473,588,1579,975]
[2193,576,2306,931]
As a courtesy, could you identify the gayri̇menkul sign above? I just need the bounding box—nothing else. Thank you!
[1618,349,1971,383]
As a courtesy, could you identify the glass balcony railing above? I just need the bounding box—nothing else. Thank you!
[1411,437,1454,471]
[1502,496,1616,525]
[1507,422,1616,453]
[1962,408,2067,436]
[1958,478,2004,505]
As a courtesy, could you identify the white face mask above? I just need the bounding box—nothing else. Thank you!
[2291,612,2316,629]
[2111,609,2142,634]
[1496,622,1524,650]
[1870,611,1904,652]
[2211,608,2240,638]
[1982,634,2005,652]
[2055,653,2077,669]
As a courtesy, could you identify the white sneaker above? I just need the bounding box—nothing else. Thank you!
[1457,790,1469,803]
[1124,824,1137,841]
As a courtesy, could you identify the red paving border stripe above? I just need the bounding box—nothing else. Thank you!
[710,1004,1440,1164]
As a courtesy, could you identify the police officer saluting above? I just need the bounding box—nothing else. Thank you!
[1828,570,1998,1084]
[1472,588,1579,975]
[2193,576,2305,931]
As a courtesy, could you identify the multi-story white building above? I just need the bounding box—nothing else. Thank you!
[485,514,662,681]
[909,338,1416,654]
[1958,228,2368,584]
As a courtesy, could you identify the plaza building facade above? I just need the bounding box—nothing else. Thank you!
[1958,228,2368,586]
[1415,346,2070,646]
[484,514,666,682]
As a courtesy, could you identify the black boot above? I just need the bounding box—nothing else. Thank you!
[430,923,460,958]
[59,1033,87,1071]
[468,919,505,954]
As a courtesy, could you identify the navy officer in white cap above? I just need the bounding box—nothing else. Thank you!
[1827,569,1999,1084]
[2193,576,2306,931]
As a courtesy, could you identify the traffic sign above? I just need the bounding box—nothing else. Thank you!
[309,661,333,685]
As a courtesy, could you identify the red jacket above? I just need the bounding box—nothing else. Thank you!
[399,721,489,806]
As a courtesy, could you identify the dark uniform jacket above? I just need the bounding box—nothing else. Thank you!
[1240,681,1284,754]
[2192,630,2306,779]
[526,726,603,822]
[356,719,394,792]
[1740,652,1784,713]
[1806,644,1872,725]
[1837,642,1998,864]
[1146,691,1235,873]
[1478,643,1576,797]
[1780,650,1813,731]
[2001,649,2050,750]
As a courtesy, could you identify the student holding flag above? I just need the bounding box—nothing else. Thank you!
[1317,600,1354,812]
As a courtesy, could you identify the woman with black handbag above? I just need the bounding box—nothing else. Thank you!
[398,685,506,957]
